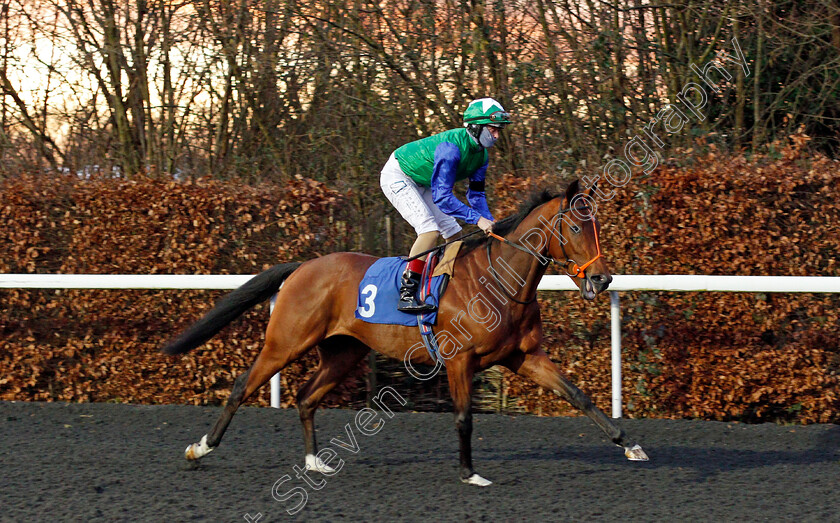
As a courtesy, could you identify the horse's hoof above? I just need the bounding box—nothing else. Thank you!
[185,434,214,461]
[461,473,492,487]
[624,444,649,461]
[305,454,336,474]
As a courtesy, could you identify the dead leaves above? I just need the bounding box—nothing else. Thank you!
[1,134,838,422]
[492,132,840,423]
[0,174,357,407]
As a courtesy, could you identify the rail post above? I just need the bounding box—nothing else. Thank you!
[270,294,281,408]
[610,291,622,418]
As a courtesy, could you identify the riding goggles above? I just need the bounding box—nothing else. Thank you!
[465,110,512,126]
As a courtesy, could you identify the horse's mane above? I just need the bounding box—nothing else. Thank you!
[460,188,560,255]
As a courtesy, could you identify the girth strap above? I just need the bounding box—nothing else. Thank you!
[417,250,446,364]
[417,316,445,365]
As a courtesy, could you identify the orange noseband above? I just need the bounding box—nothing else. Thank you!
[564,223,601,279]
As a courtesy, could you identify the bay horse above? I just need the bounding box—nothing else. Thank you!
[163,179,648,486]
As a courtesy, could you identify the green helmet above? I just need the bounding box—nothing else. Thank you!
[462,98,512,127]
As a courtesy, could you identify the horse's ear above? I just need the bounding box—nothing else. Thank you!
[564,179,581,204]
[583,179,597,197]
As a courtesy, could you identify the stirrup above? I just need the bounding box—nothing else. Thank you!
[397,297,436,314]
[397,268,436,314]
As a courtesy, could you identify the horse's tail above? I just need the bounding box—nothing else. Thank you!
[162,262,303,355]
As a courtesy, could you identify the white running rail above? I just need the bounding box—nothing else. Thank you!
[4,274,840,417]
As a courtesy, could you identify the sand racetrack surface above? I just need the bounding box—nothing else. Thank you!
[1,401,838,521]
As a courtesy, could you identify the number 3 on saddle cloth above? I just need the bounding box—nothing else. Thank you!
[355,243,462,364]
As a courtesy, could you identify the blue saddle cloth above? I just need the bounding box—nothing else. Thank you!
[354,257,446,327]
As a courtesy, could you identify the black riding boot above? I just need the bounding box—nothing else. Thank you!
[397,270,437,313]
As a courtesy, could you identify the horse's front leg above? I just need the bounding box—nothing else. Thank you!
[503,349,649,461]
[446,355,491,486]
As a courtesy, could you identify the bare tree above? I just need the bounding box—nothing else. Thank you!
[1,0,837,179]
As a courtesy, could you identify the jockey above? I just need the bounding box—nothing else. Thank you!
[380,97,511,313]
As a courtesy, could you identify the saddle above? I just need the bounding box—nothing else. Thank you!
[354,242,462,363]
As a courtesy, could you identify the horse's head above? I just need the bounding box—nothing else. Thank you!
[545,179,612,300]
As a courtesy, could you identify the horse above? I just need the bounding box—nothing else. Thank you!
[163,179,648,487]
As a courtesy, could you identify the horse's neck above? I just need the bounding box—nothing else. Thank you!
[489,208,553,302]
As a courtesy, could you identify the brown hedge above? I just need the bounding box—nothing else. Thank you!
[0,175,364,408]
[1,133,838,423]
[493,133,839,423]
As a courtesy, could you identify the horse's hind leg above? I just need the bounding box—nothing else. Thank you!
[295,337,370,473]
[184,367,253,460]
[503,349,649,461]
[184,334,321,461]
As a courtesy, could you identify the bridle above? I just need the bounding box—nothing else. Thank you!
[555,206,602,279]
[485,204,602,305]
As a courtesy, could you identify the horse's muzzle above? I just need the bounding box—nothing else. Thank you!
[589,273,612,293]
[580,273,612,300]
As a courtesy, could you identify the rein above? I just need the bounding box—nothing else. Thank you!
[484,204,603,304]
[485,240,539,305]
[405,202,603,305]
